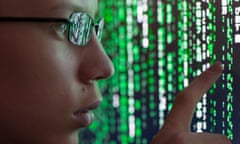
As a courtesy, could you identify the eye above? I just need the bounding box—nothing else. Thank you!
[51,23,68,40]
[52,23,68,33]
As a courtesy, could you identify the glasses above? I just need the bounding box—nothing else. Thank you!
[0,12,104,46]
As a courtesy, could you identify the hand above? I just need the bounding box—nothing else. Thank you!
[152,62,232,144]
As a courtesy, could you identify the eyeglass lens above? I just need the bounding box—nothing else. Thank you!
[68,13,104,46]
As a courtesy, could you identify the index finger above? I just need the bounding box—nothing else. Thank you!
[164,62,223,131]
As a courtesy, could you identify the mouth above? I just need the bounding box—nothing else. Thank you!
[72,100,101,128]
[72,110,94,127]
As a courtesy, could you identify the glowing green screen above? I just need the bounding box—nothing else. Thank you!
[79,1,240,144]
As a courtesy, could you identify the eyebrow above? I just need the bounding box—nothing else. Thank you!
[50,2,97,18]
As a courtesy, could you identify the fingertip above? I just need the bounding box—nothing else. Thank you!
[210,61,224,73]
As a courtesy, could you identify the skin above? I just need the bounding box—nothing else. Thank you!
[0,0,232,144]
[0,0,113,144]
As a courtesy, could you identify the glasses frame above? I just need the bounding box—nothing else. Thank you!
[0,12,104,46]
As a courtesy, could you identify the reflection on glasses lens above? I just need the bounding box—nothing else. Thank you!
[68,13,93,46]
[96,18,104,41]
[68,12,105,47]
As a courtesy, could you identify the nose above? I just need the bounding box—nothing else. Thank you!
[77,35,114,83]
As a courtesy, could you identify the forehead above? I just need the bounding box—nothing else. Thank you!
[0,0,98,17]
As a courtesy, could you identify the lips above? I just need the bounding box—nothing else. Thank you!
[72,100,101,128]
[72,110,94,127]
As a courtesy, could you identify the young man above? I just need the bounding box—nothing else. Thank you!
[0,0,232,143]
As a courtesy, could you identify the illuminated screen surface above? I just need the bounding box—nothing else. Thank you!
[79,1,240,144]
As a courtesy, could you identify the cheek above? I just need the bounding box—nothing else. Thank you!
[0,25,77,100]
[0,29,81,140]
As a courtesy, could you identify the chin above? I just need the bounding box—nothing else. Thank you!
[46,132,79,144]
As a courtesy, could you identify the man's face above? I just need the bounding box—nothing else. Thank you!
[0,0,114,144]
